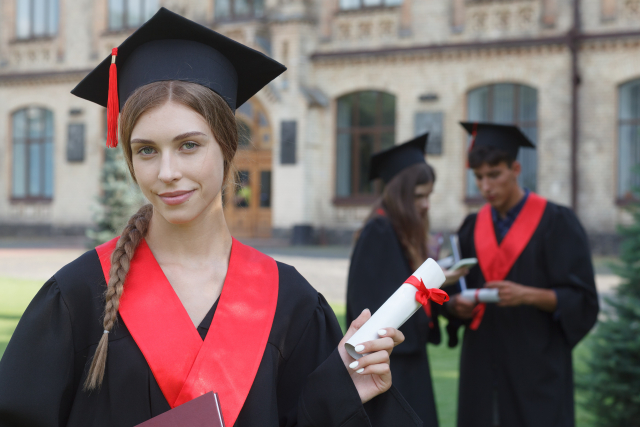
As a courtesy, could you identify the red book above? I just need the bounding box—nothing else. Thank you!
[135,392,225,427]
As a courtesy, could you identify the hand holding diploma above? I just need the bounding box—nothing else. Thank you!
[338,259,448,403]
[338,309,405,404]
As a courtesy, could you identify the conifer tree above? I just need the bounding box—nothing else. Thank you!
[582,191,640,426]
[86,148,144,247]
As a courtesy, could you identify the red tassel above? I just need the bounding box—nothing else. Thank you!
[106,48,119,148]
[469,122,478,152]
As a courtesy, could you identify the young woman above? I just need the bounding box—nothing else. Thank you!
[346,135,468,427]
[0,9,422,427]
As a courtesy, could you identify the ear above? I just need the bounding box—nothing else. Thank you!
[511,160,522,178]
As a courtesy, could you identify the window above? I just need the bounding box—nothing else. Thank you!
[339,0,402,10]
[12,107,54,200]
[108,0,158,31]
[336,91,396,199]
[618,79,640,200]
[466,83,538,197]
[16,0,59,39]
[260,171,271,208]
[215,0,265,21]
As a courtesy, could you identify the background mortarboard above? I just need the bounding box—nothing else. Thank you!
[369,133,429,183]
[71,7,286,113]
[460,122,535,160]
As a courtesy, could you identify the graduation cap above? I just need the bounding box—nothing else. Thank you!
[71,7,286,147]
[460,122,535,161]
[369,133,429,183]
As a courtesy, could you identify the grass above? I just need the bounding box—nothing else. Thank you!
[0,277,43,357]
[0,278,595,426]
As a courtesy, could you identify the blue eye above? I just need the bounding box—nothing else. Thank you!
[139,146,155,155]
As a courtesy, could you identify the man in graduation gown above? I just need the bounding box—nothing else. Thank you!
[445,122,599,427]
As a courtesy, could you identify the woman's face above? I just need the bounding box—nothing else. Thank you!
[130,101,225,225]
[414,182,433,219]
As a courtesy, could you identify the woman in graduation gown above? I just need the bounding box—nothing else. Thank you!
[346,135,468,427]
[0,9,425,427]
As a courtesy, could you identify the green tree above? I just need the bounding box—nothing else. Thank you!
[86,148,145,247]
[582,191,640,426]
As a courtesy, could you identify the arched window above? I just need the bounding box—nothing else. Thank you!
[618,79,640,200]
[336,91,396,199]
[466,83,538,197]
[12,107,54,200]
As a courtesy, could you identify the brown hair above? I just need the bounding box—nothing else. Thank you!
[360,162,436,270]
[84,80,239,391]
[468,145,515,169]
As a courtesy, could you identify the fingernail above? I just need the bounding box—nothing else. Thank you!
[378,329,387,336]
[354,345,365,353]
[349,361,359,369]
[356,368,365,374]
[361,308,369,314]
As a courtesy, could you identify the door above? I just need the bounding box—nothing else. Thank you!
[225,98,273,238]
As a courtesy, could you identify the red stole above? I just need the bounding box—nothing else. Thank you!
[471,192,547,330]
[95,237,279,426]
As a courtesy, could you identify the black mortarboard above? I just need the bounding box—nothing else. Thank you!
[460,122,535,160]
[369,133,429,183]
[71,7,286,147]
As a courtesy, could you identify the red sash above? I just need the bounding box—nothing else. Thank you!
[471,192,547,330]
[95,237,279,426]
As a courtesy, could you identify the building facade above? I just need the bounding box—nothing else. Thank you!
[0,0,639,250]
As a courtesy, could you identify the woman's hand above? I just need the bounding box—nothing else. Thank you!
[338,309,405,404]
[443,267,469,285]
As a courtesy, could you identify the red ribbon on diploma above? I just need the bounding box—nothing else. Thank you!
[404,275,449,326]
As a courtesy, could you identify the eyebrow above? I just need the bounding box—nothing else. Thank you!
[130,131,207,146]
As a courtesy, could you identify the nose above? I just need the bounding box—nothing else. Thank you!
[480,177,491,193]
[157,152,182,183]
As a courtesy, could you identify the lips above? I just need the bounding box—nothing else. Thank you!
[157,190,195,206]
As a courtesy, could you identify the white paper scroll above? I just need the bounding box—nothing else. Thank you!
[460,288,500,303]
[345,258,446,360]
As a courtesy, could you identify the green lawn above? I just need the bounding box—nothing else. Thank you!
[0,278,595,426]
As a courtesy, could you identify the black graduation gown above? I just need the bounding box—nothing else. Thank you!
[346,216,439,427]
[451,202,599,427]
[0,248,422,427]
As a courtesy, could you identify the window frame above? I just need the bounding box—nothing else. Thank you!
[214,0,265,22]
[338,0,403,12]
[14,0,59,41]
[334,91,396,204]
[465,83,538,202]
[616,79,640,203]
[11,107,55,203]
[107,0,157,32]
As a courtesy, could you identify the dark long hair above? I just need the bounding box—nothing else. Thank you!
[360,162,436,270]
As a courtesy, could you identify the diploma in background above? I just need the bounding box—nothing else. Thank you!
[135,392,225,427]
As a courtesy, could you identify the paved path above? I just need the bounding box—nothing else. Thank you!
[0,244,621,306]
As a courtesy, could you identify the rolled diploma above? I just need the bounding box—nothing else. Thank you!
[460,288,500,303]
[345,258,446,360]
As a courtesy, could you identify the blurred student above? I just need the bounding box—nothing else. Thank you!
[447,122,599,427]
[347,134,468,427]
